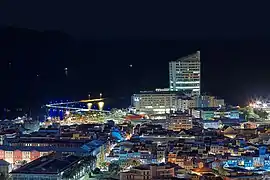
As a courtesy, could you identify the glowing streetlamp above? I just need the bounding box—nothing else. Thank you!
[98,102,104,111]
[100,93,102,99]
[87,103,93,109]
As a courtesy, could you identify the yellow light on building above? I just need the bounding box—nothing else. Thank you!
[72,134,80,139]
[98,102,104,111]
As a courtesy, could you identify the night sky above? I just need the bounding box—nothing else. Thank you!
[1,2,270,117]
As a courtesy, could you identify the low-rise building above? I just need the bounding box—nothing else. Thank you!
[195,95,224,108]
[202,120,222,129]
[0,139,106,168]
[177,97,196,112]
[191,107,240,120]
[10,153,95,180]
[120,164,175,180]
[168,113,193,131]
[178,95,225,113]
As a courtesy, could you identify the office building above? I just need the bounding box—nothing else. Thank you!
[131,90,183,114]
[169,51,200,96]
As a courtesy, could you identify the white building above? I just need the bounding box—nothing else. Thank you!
[131,90,182,114]
[177,97,196,112]
[169,51,200,96]
[177,95,225,113]
[202,120,222,129]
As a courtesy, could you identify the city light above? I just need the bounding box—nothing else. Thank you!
[87,103,93,109]
[249,100,270,109]
[65,111,70,116]
[98,102,104,111]
[8,49,270,180]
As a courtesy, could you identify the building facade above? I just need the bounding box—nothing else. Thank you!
[169,51,201,96]
[177,97,196,112]
[177,95,225,113]
[191,107,240,120]
[11,154,94,180]
[195,95,225,108]
[131,90,182,114]
[120,164,175,180]
[168,113,193,131]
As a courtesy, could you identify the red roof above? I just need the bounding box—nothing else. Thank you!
[125,114,144,120]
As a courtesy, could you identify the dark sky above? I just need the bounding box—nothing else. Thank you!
[1,1,269,39]
[1,2,270,118]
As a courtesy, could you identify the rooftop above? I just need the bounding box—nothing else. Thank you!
[133,163,176,171]
[172,51,200,62]
[137,90,184,95]
[194,107,239,111]
[11,154,81,175]
[0,145,90,153]
[7,138,88,144]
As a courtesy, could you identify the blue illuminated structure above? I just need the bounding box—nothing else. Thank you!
[259,146,267,156]
[111,128,124,142]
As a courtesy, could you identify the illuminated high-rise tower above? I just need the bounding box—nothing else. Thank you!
[169,51,200,96]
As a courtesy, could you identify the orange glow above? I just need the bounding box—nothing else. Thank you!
[80,98,104,103]
[125,114,145,120]
[126,134,131,140]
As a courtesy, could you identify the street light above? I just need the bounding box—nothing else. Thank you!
[87,103,93,110]
[98,102,104,111]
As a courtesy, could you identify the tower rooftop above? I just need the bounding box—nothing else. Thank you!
[174,51,200,62]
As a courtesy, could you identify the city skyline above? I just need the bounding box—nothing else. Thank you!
[2,2,270,179]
